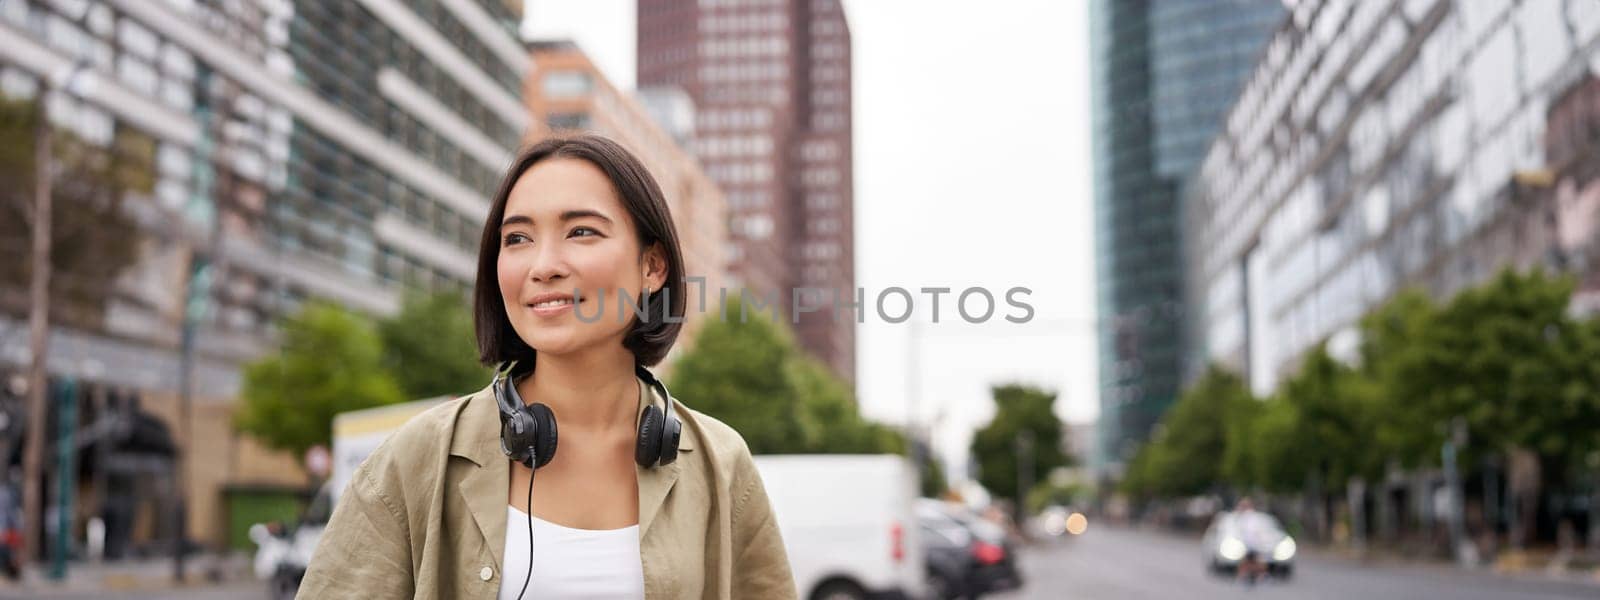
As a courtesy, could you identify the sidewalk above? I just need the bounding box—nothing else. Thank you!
[0,553,254,598]
[1292,537,1600,591]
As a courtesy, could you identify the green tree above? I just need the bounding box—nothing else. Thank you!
[1238,395,1304,493]
[919,453,950,498]
[378,290,492,399]
[1122,366,1255,499]
[788,355,904,454]
[235,302,406,460]
[667,315,810,453]
[971,383,1070,507]
[1356,288,1443,468]
[1389,269,1600,546]
[0,98,144,331]
[1026,478,1091,514]
[1380,270,1600,470]
[668,310,905,455]
[1248,345,1383,491]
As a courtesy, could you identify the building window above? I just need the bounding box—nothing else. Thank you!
[548,112,592,131]
[543,71,593,98]
[735,215,774,240]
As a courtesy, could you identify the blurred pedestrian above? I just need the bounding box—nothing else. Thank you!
[0,467,19,580]
[1234,498,1268,584]
[297,134,796,599]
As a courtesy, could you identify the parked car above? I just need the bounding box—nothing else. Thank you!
[914,499,1022,599]
[1200,508,1295,579]
[755,455,926,600]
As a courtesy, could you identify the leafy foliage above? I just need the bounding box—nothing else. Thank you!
[668,307,902,455]
[971,383,1072,506]
[0,98,143,330]
[378,290,492,399]
[1123,366,1254,499]
[235,302,406,459]
[1124,268,1600,501]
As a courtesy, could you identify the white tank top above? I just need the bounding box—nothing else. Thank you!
[497,505,646,600]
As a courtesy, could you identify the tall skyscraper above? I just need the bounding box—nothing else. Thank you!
[637,0,856,384]
[1088,0,1281,473]
[0,0,525,548]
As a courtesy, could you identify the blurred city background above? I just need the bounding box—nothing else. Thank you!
[0,0,1599,598]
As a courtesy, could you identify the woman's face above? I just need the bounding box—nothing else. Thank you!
[496,158,666,358]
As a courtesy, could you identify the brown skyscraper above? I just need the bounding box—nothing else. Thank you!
[637,0,855,385]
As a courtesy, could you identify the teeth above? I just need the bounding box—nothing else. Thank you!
[533,298,574,308]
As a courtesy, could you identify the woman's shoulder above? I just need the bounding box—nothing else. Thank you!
[357,387,489,471]
[673,399,751,458]
[670,399,768,490]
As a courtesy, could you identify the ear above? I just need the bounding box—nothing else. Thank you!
[641,242,668,294]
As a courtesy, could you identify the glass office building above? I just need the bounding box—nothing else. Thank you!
[0,0,526,549]
[0,0,526,391]
[1190,0,1600,395]
[1089,0,1282,473]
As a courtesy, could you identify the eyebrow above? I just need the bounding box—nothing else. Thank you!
[500,209,614,229]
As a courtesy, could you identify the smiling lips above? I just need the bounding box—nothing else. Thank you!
[526,293,583,316]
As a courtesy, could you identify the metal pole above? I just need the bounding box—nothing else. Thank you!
[1443,417,1474,566]
[21,84,55,576]
[1016,429,1034,514]
[174,318,193,581]
[175,256,216,581]
[174,88,217,582]
[906,319,922,473]
[49,378,76,580]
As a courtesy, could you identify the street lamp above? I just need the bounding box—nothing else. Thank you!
[21,59,96,579]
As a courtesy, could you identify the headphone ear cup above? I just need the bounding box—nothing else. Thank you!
[635,404,663,468]
[527,403,558,469]
[658,415,681,466]
[501,412,533,468]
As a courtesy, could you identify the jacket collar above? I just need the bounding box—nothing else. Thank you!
[450,372,695,564]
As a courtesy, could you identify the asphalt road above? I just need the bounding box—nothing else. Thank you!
[8,526,1599,599]
[990,525,1600,600]
[0,581,269,600]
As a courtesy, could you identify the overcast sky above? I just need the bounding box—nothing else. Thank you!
[523,1,1097,480]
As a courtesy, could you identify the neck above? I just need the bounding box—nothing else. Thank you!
[517,345,639,432]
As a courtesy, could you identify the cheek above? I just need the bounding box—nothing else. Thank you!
[497,254,522,301]
[569,250,632,291]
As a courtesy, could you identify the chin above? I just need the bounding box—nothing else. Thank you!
[520,327,616,358]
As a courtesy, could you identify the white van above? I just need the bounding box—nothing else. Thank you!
[754,454,926,600]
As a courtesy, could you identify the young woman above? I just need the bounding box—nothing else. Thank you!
[297,134,796,599]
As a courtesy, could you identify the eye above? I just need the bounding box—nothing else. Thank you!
[502,232,529,246]
[568,226,601,238]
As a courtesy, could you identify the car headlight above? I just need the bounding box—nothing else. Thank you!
[1219,537,1247,561]
[1273,537,1296,561]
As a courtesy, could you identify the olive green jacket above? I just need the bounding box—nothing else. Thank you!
[296,376,797,599]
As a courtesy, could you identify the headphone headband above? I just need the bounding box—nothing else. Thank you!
[495,360,679,468]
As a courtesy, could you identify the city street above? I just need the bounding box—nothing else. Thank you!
[0,581,268,600]
[993,526,1600,600]
[11,525,1600,600]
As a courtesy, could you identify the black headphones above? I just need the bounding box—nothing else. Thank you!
[493,360,682,470]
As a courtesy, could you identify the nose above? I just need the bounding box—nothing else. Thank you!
[525,241,570,284]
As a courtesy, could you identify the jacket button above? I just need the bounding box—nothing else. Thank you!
[480,566,494,581]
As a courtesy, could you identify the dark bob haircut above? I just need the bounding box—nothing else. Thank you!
[474,133,687,367]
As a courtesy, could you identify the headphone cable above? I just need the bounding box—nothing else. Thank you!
[516,464,535,600]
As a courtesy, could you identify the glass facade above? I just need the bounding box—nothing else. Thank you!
[1190,0,1600,396]
[0,0,524,391]
[1089,0,1282,472]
